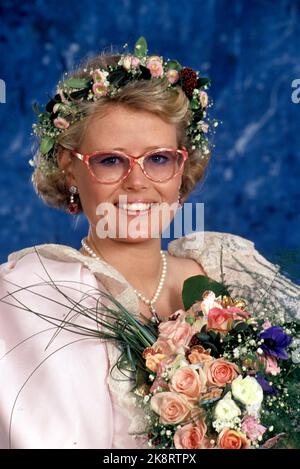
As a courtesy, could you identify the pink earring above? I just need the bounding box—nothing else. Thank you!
[68,185,80,214]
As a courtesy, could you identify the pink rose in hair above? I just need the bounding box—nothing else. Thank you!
[146,55,164,78]
[53,117,70,129]
[92,81,109,97]
[166,69,179,84]
[91,68,109,83]
[199,91,208,108]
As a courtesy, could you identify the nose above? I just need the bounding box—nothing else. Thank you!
[121,158,150,190]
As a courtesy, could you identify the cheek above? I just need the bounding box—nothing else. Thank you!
[74,168,114,218]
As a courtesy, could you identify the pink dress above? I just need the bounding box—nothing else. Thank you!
[0,231,299,448]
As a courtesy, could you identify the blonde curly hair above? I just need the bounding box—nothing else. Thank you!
[31,52,211,213]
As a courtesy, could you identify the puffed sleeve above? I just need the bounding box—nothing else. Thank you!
[168,231,300,322]
[0,251,114,449]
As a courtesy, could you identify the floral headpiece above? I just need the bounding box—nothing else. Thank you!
[31,37,218,173]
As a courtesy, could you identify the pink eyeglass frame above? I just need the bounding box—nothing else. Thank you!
[70,146,189,183]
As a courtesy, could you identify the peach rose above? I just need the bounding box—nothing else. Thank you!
[187,345,213,365]
[170,367,206,401]
[217,428,250,449]
[145,353,166,373]
[174,420,207,449]
[207,307,234,334]
[206,358,240,387]
[150,392,191,425]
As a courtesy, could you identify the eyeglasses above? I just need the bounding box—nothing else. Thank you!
[70,147,188,184]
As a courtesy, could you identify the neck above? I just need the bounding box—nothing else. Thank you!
[86,228,164,297]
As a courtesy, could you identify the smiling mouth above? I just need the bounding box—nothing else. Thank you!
[114,202,159,215]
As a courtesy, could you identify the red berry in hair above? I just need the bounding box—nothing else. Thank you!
[179,67,198,98]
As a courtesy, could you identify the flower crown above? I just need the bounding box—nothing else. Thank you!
[31,37,218,174]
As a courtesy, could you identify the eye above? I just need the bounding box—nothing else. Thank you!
[92,154,124,166]
[148,153,171,164]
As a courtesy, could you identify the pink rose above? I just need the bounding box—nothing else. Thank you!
[217,428,250,449]
[226,306,250,320]
[170,367,206,401]
[91,68,109,83]
[205,358,240,387]
[150,392,191,425]
[241,415,267,441]
[152,338,175,356]
[166,69,179,84]
[92,81,109,97]
[207,307,234,334]
[265,354,281,376]
[131,56,141,68]
[53,117,70,129]
[120,55,141,70]
[199,91,208,108]
[159,310,194,350]
[174,420,207,449]
[146,55,164,78]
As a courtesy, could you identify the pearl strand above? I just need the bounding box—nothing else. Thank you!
[80,237,167,324]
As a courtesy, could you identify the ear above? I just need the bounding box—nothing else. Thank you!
[56,146,77,187]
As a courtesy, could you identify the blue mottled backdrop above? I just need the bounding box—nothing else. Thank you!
[0,0,299,283]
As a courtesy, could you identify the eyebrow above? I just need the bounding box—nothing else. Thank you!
[112,146,170,152]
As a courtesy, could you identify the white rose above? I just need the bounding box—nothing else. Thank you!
[232,375,263,407]
[214,392,241,421]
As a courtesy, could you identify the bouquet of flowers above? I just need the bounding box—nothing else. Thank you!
[137,275,300,449]
[2,251,300,449]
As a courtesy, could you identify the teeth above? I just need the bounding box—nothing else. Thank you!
[116,203,157,211]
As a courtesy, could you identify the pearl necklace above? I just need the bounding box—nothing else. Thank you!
[80,237,167,324]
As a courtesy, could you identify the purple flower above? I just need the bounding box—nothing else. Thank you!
[259,326,292,360]
[255,374,277,395]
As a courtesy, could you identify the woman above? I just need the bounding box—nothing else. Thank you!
[0,38,299,449]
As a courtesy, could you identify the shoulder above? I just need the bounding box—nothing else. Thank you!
[168,230,255,256]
